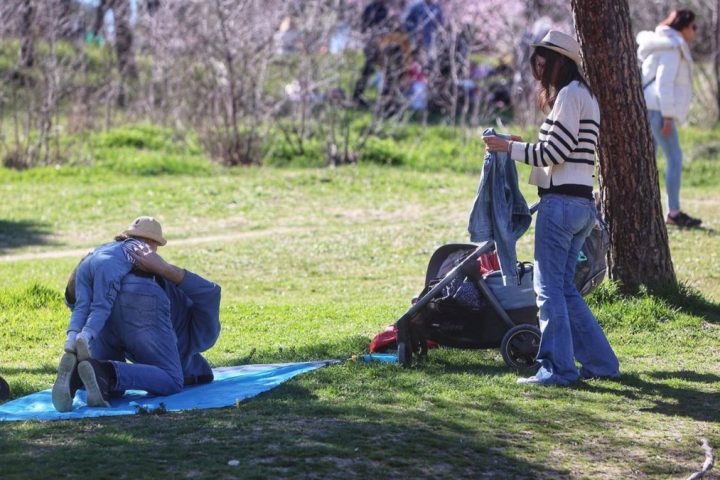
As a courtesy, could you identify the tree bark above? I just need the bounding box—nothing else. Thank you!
[93,0,108,37]
[571,0,676,293]
[19,0,35,68]
[716,0,720,122]
[110,0,138,80]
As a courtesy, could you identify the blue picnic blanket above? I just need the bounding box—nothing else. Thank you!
[0,361,333,422]
[357,353,398,363]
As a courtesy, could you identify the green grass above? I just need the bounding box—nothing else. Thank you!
[0,125,719,478]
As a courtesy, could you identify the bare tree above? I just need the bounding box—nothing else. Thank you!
[141,0,283,165]
[571,0,676,292]
[716,0,720,122]
[19,0,35,69]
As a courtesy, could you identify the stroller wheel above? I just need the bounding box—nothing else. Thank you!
[417,338,429,359]
[397,341,412,368]
[501,324,541,370]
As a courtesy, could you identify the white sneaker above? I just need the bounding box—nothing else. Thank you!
[52,352,78,412]
[75,331,93,361]
[63,332,77,353]
[516,376,547,386]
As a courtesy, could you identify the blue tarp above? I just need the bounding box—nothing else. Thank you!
[357,353,398,363]
[0,361,334,422]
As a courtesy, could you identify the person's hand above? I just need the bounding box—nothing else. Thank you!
[510,135,523,142]
[482,135,511,153]
[661,118,673,137]
[131,250,186,285]
[131,250,169,276]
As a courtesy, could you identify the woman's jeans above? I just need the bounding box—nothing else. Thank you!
[533,194,620,385]
[91,274,184,396]
[648,110,683,212]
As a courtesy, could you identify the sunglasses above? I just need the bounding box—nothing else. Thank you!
[691,24,698,31]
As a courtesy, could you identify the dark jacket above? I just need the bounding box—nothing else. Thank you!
[361,1,389,33]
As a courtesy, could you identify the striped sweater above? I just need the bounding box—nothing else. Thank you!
[509,80,600,196]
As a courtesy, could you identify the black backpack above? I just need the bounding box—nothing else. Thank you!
[575,208,610,296]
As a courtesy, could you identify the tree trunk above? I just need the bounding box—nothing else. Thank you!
[571,0,676,293]
[19,0,35,69]
[716,0,720,122]
[110,0,138,80]
[93,0,108,36]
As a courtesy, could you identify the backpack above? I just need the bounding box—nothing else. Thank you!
[574,207,609,296]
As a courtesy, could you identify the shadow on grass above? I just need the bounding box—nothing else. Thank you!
[580,370,720,423]
[1,343,710,478]
[0,381,571,479]
[0,219,53,254]
[223,335,372,366]
[606,279,720,325]
[653,283,720,324]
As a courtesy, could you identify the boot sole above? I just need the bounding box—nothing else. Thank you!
[51,353,77,412]
[75,336,91,362]
[78,361,110,408]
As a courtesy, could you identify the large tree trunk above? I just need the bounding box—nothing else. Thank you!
[716,0,720,122]
[110,0,138,80]
[571,0,676,293]
[19,0,35,68]
[93,0,108,36]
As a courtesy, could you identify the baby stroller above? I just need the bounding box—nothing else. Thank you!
[394,207,608,368]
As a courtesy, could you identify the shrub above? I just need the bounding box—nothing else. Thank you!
[94,149,213,176]
[361,137,408,166]
[263,134,325,168]
[90,124,187,153]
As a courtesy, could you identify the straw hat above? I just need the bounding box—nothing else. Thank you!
[531,30,582,68]
[123,216,167,246]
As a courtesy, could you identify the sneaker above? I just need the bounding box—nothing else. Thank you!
[75,331,93,361]
[516,375,548,386]
[63,332,77,353]
[666,211,702,228]
[78,359,115,408]
[52,352,82,412]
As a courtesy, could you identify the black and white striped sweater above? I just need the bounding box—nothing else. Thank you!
[509,80,600,196]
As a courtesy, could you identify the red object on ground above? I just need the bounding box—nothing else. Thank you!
[369,324,439,353]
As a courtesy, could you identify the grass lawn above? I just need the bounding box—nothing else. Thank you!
[0,139,718,478]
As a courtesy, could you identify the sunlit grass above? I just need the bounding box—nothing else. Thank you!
[0,125,718,478]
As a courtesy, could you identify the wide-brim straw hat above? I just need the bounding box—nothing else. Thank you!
[122,216,167,246]
[530,30,582,68]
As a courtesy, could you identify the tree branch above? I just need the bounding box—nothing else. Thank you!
[686,438,715,480]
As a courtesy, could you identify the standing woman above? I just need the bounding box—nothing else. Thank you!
[637,9,700,227]
[482,31,619,386]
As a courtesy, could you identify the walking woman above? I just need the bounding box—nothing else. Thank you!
[482,31,619,386]
[637,9,701,227]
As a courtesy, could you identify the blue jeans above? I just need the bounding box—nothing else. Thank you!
[91,275,184,396]
[648,110,683,212]
[533,194,620,385]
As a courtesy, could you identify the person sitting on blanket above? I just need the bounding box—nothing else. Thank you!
[52,244,221,412]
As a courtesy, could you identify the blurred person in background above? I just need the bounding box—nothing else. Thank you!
[637,9,701,228]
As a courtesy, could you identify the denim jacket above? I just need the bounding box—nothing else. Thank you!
[67,241,136,336]
[468,128,531,285]
[162,271,222,381]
